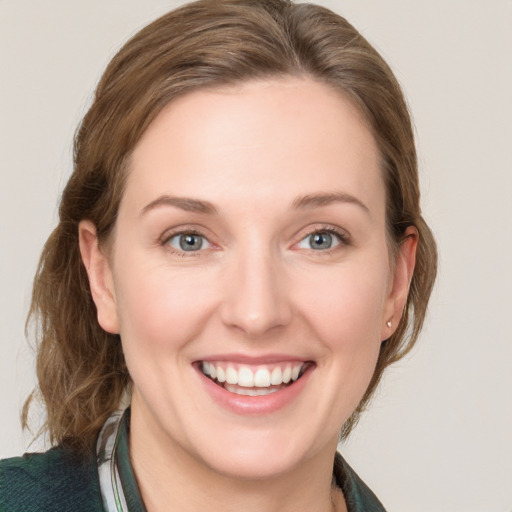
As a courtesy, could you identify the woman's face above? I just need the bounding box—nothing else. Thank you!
[82,77,414,480]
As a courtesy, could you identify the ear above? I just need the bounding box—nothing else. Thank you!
[78,220,120,334]
[381,226,418,340]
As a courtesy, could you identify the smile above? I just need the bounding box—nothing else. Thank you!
[199,361,311,396]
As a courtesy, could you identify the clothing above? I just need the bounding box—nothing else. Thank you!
[0,409,386,512]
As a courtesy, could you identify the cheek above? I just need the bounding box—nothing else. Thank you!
[113,263,218,357]
[297,261,390,352]
[301,264,389,412]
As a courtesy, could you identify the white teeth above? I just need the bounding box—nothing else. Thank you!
[238,367,254,387]
[225,366,238,385]
[270,367,283,385]
[201,362,306,389]
[216,366,226,383]
[254,368,271,387]
[224,383,281,396]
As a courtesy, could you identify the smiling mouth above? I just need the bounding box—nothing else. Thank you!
[198,361,312,396]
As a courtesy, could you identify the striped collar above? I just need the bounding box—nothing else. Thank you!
[96,409,145,512]
[96,409,386,512]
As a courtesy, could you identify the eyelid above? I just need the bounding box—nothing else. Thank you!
[293,224,351,250]
[158,223,350,255]
[169,233,211,251]
[160,226,216,256]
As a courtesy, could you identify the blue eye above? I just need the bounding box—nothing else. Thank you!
[168,233,210,252]
[297,231,341,251]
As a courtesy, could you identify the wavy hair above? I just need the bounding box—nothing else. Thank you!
[23,0,437,452]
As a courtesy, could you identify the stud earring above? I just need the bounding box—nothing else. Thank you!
[386,321,392,328]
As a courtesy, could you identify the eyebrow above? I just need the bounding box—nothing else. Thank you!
[292,192,370,214]
[140,195,218,216]
[140,191,369,217]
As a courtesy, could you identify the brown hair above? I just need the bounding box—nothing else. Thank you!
[23,0,437,452]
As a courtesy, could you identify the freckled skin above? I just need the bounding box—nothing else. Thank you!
[80,77,415,512]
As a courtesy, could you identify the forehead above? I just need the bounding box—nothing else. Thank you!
[122,77,384,219]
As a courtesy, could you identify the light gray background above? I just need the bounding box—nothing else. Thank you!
[1,1,511,511]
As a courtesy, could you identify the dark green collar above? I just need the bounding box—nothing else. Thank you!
[96,409,386,512]
[96,409,145,512]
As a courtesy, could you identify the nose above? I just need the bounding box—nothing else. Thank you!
[219,249,293,338]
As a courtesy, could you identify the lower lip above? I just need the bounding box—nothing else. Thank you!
[196,365,314,416]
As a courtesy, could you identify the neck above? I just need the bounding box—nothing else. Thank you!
[129,404,346,512]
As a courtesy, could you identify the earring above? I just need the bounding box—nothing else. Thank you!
[386,321,392,328]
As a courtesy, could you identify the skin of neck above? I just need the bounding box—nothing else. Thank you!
[129,398,347,512]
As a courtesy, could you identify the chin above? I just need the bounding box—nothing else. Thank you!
[182,418,333,482]
[200,439,308,481]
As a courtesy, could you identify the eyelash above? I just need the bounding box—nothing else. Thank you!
[160,225,350,257]
[161,228,212,257]
[297,225,350,253]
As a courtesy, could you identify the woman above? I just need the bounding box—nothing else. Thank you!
[0,0,437,511]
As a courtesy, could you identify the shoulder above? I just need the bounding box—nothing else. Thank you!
[334,453,387,512]
[0,445,104,512]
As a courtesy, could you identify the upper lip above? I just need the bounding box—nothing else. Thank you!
[194,353,312,365]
